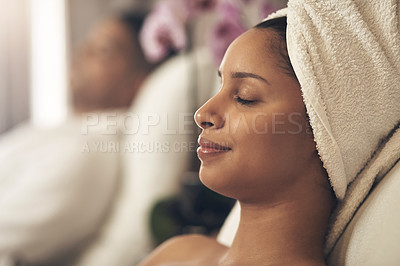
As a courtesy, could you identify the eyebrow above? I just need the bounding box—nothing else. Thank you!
[218,70,271,85]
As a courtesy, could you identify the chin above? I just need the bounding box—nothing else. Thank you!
[198,166,240,199]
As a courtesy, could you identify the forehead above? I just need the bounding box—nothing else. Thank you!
[220,28,275,73]
[89,19,133,44]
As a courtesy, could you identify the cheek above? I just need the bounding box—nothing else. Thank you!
[249,112,310,170]
[231,114,311,191]
[198,109,313,200]
[233,131,281,181]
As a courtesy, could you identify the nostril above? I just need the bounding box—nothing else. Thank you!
[201,121,214,128]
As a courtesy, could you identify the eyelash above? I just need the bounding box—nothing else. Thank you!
[235,96,256,105]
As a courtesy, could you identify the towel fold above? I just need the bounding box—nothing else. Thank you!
[325,122,400,255]
[267,0,400,254]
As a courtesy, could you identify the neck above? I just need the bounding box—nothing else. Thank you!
[220,187,333,266]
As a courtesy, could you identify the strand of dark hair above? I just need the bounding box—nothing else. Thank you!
[254,17,297,80]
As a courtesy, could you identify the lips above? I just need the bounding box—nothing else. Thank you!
[197,137,232,157]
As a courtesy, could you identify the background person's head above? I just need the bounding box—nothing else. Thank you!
[195,17,335,207]
[70,13,155,113]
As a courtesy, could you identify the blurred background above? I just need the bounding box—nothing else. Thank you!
[0,0,287,265]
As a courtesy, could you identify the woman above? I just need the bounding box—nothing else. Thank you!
[140,16,335,266]
[140,0,400,264]
[71,13,154,113]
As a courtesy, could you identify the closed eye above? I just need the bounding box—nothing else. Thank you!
[235,96,256,105]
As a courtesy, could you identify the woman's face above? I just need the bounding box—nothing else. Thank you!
[195,29,320,203]
[70,19,138,109]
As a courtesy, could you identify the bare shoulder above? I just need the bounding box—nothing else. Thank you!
[138,234,227,266]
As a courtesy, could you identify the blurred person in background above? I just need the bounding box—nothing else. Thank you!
[0,12,155,266]
[70,13,155,113]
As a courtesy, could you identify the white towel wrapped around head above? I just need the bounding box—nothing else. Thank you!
[266,0,400,254]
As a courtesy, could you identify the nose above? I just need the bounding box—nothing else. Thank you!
[194,97,225,130]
